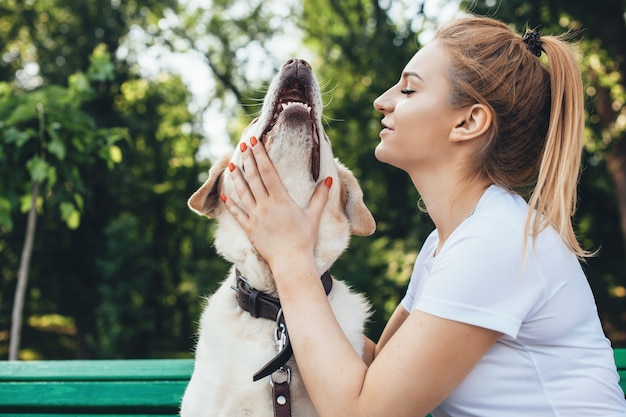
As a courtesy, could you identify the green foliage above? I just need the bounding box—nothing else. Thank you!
[0,0,176,86]
[1,0,625,359]
[0,45,126,232]
[0,0,220,359]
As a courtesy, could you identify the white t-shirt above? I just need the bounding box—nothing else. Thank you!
[401,185,626,416]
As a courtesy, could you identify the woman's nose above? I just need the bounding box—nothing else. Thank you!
[373,89,392,113]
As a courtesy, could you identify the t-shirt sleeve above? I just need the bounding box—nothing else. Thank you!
[400,262,419,312]
[414,217,546,338]
[401,231,438,312]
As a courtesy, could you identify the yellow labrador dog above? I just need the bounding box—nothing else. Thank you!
[181,59,375,417]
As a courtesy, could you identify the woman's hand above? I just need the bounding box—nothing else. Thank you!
[220,137,332,271]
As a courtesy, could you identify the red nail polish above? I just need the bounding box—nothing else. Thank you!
[228,162,235,172]
[240,142,247,152]
[219,194,227,203]
[324,176,333,188]
[250,136,258,146]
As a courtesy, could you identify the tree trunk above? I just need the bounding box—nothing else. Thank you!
[9,182,40,361]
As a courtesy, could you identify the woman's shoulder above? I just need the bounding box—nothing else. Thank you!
[476,185,529,222]
[451,185,571,264]
[455,185,529,242]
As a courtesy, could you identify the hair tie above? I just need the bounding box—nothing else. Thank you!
[522,29,543,57]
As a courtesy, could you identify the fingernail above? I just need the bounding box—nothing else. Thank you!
[324,176,333,188]
[240,142,248,152]
[219,194,227,203]
[228,162,235,172]
[250,136,258,146]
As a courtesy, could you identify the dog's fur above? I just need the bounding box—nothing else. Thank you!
[181,59,375,417]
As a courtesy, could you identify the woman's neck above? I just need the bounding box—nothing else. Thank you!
[412,174,491,252]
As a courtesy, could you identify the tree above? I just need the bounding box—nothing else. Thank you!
[0,45,126,359]
[0,0,211,359]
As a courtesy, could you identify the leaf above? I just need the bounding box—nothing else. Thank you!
[68,72,92,95]
[60,201,80,229]
[19,193,42,214]
[4,127,33,147]
[74,193,84,211]
[47,132,66,160]
[0,197,13,231]
[26,156,49,183]
[59,201,74,220]
[19,194,31,213]
[0,82,11,96]
[87,44,115,82]
[66,210,80,229]
[109,145,122,164]
[5,102,38,126]
[47,166,58,188]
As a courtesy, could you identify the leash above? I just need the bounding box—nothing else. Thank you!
[270,360,291,417]
[235,268,333,417]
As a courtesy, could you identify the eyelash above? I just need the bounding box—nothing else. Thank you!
[400,89,415,95]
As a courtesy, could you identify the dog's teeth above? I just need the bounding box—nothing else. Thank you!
[280,102,312,113]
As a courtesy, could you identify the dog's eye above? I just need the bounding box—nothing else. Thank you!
[400,89,415,95]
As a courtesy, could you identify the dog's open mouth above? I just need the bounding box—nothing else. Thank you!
[258,60,322,181]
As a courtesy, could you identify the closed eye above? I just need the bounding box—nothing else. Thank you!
[400,89,415,95]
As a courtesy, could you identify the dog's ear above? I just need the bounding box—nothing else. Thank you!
[336,161,376,236]
[188,151,233,218]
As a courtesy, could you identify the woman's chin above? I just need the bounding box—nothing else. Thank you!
[374,144,392,164]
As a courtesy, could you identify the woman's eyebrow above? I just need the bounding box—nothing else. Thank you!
[402,71,423,81]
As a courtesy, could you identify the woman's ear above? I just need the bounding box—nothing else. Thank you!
[450,104,492,143]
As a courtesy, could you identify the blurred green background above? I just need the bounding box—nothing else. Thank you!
[1,0,625,360]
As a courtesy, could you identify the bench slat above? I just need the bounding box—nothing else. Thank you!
[0,381,186,409]
[0,411,180,417]
[0,360,193,381]
[615,348,626,393]
[0,360,193,415]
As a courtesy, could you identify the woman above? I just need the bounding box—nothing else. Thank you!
[221,16,626,417]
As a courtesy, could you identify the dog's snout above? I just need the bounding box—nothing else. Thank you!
[283,59,311,71]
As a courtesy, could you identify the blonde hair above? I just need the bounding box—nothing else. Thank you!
[435,16,590,258]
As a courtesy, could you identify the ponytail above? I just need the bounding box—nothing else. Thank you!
[527,36,591,258]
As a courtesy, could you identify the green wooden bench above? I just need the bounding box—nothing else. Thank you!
[0,359,193,416]
[0,350,624,416]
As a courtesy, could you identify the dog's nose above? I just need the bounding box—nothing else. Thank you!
[283,59,311,71]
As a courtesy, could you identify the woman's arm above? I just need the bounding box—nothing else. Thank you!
[272,259,500,417]
[364,305,409,365]
[363,337,376,366]
[222,140,500,417]
[360,305,411,367]
[375,304,410,357]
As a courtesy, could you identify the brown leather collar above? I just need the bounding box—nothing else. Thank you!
[235,268,333,381]
[235,269,332,321]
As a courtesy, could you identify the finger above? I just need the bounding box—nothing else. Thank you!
[240,139,269,199]
[248,136,284,196]
[306,176,332,220]
[219,193,250,229]
[228,160,258,212]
